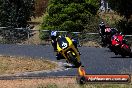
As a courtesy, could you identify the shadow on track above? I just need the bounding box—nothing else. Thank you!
[64,65,77,68]
[111,56,132,58]
[64,65,84,68]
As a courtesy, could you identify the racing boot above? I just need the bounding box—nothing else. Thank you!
[76,48,81,55]
[56,55,61,60]
[78,51,81,55]
[56,53,65,60]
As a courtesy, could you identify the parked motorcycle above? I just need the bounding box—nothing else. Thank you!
[56,36,82,67]
[111,33,131,57]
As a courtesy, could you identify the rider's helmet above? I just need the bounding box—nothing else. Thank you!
[101,21,104,24]
[99,22,106,35]
[100,22,105,26]
[50,31,58,40]
[99,21,105,29]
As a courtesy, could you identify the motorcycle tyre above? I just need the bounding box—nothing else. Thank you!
[68,52,81,68]
[121,45,131,57]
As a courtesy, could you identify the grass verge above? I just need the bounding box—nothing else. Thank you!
[0,55,57,75]
[0,77,131,88]
[82,41,101,48]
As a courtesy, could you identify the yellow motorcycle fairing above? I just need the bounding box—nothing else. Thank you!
[57,37,80,62]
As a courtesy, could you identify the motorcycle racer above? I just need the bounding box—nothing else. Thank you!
[99,21,106,36]
[50,31,81,60]
[51,31,58,51]
[99,22,119,47]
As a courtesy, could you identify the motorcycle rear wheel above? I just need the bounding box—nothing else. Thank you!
[121,45,131,57]
[129,52,132,58]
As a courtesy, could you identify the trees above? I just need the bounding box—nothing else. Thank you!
[108,0,132,20]
[41,0,99,32]
[0,0,35,43]
[108,0,132,34]
[0,0,35,28]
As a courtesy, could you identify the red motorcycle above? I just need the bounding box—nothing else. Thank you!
[111,33,131,57]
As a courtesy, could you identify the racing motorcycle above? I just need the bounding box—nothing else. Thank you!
[110,33,131,57]
[56,36,82,67]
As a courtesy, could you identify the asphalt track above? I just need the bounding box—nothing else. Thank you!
[0,44,132,79]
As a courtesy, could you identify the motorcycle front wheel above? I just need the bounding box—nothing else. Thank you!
[67,52,81,68]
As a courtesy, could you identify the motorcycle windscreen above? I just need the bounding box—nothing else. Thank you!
[57,37,69,49]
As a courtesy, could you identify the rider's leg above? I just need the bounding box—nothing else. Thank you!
[56,52,65,60]
[51,40,57,51]
[72,39,81,55]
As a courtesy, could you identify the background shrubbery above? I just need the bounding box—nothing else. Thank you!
[107,0,132,34]
[115,19,132,34]
[0,0,35,28]
[40,0,100,40]
[0,0,35,42]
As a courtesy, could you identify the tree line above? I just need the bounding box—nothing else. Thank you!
[108,0,132,34]
[0,0,131,42]
[40,0,100,39]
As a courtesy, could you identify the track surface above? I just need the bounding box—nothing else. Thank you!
[0,44,132,78]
